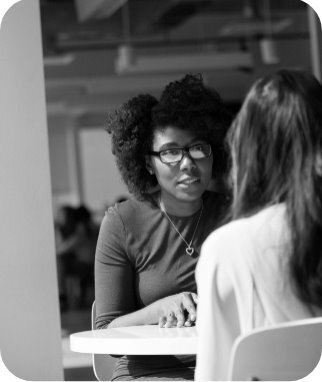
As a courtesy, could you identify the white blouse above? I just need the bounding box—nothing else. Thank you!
[195,204,321,381]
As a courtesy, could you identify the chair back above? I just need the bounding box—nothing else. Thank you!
[228,317,322,381]
[91,301,116,381]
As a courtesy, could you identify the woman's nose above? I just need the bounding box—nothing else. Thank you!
[179,152,197,171]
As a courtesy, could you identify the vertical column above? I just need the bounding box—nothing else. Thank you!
[0,0,63,380]
[308,4,322,81]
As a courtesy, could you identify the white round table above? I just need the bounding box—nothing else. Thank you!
[70,325,197,355]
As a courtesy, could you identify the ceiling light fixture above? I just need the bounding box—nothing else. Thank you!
[115,48,253,74]
[43,54,75,67]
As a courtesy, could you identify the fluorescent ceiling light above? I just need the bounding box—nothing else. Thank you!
[220,18,292,37]
[115,50,253,74]
[43,54,75,67]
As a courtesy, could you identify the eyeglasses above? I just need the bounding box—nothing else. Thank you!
[149,143,212,164]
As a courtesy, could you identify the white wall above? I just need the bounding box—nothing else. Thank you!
[78,127,129,213]
[48,113,83,212]
[47,117,130,218]
[0,0,63,380]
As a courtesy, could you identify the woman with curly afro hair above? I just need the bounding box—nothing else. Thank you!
[94,73,232,380]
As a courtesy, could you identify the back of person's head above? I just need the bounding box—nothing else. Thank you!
[56,205,78,237]
[76,204,92,223]
[228,69,322,308]
[76,204,98,238]
[228,69,322,216]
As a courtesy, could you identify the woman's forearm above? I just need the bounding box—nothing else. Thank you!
[107,300,163,328]
[106,292,197,329]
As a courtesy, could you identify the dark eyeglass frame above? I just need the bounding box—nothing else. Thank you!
[149,143,212,164]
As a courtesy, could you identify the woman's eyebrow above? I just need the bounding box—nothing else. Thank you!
[158,139,205,150]
[158,142,182,150]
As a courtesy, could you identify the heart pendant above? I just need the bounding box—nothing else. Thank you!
[186,247,194,256]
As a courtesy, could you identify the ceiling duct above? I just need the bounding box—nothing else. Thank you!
[150,0,213,29]
[75,0,128,22]
[74,0,215,28]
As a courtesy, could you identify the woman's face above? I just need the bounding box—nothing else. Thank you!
[148,126,213,205]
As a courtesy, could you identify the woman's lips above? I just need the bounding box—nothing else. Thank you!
[177,177,200,186]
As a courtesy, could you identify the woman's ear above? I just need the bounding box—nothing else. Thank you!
[145,156,154,175]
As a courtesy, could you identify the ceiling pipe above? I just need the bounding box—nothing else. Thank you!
[260,0,280,64]
[52,32,308,53]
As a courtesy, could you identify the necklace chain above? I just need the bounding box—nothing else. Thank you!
[159,199,204,256]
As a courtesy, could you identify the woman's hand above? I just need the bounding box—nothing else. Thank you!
[157,292,198,328]
[106,291,198,329]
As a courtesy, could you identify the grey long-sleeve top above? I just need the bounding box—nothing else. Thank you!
[94,190,228,380]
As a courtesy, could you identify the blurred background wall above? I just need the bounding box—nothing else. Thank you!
[42,0,322,221]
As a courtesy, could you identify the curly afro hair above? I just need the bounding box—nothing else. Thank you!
[106,74,232,200]
[106,94,158,198]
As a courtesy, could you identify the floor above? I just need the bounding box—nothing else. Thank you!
[61,308,96,381]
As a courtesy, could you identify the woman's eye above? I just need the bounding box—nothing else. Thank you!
[191,145,204,152]
[164,149,181,156]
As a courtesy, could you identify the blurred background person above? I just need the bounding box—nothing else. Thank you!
[55,204,99,310]
[55,205,78,311]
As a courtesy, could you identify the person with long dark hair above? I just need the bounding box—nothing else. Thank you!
[195,69,322,381]
[95,74,232,380]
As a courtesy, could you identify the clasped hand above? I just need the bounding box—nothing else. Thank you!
[158,292,198,328]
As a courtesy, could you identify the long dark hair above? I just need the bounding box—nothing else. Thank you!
[228,69,322,308]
